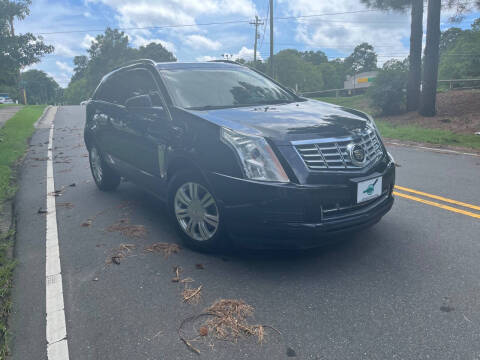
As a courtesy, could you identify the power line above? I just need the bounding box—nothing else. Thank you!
[35,8,404,36]
[250,15,264,62]
[257,0,269,51]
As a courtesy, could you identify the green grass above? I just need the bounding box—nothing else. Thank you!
[0,106,45,203]
[317,95,480,150]
[376,121,480,150]
[0,105,45,358]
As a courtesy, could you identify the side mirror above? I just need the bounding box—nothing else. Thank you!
[125,94,152,108]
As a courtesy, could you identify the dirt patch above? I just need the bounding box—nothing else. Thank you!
[381,90,480,134]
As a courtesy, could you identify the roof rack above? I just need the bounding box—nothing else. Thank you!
[208,60,242,65]
[112,59,157,71]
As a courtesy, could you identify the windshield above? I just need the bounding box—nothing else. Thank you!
[160,67,298,110]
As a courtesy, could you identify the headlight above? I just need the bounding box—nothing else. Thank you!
[221,128,289,183]
[387,151,395,164]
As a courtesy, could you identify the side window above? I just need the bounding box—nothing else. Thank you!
[94,74,125,105]
[123,69,163,107]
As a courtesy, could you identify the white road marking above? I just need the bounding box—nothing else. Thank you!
[45,107,70,359]
[386,141,480,157]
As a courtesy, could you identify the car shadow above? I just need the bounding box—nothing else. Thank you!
[124,183,385,271]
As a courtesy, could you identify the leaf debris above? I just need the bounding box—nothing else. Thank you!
[182,285,203,304]
[81,219,93,227]
[107,219,147,239]
[144,242,180,258]
[106,243,136,265]
[178,299,277,354]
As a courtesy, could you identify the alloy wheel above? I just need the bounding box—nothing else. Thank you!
[174,182,220,242]
[90,147,103,183]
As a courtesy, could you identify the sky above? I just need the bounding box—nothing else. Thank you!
[15,0,480,88]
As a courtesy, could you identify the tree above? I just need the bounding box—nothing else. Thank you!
[21,69,60,104]
[63,28,177,104]
[85,28,134,91]
[420,2,480,116]
[137,42,176,63]
[300,50,328,65]
[406,0,423,111]
[420,0,442,116]
[64,78,88,105]
[344,42,378,75]
[368,59,408,115]
[318,60,348,90]
[271,49,324,92]
[439,19,480,81]
[439,27,463,53]
[0,0,30,35]
[71,55,88,83]
[361,0,423,112]
[445,0,480,22]
[0,0,54,96]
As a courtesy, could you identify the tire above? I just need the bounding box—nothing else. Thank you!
[88,145,121,191]
[168,171,226,251]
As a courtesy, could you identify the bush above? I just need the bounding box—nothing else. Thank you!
[368,60,408,115]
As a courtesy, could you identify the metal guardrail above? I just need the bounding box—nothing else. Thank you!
[300,78,480,97]
[438,78,480,90]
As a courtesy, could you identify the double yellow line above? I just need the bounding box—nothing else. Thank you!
[393,185,480,219]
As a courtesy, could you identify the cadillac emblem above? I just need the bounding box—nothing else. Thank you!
[347,143,366,166]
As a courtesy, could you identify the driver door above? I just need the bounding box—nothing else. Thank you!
[120,68,170,194]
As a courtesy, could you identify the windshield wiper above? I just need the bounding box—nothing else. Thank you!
[186,105,240,111]
[253,99,295,106]
[186,99,296,111]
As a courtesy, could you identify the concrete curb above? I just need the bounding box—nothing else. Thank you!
[34,105,52,128]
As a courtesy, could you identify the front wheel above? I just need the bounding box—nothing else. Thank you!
[169,172,226,251]
[88,145,121,191]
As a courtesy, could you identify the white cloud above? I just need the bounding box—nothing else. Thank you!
[56,61,74,74]
[90,0,256,36]
[130,35,176,54]
[279,0,411,64]
[82,34,97,49]
[196,55,218,62]
[54,44,76,57]
[47,71,71,88]
[232,46,260,61]
[185,35,222,50]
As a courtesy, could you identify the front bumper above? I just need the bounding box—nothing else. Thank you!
[207,161,395,249]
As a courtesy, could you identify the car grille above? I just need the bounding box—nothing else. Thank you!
[293,128,383,170]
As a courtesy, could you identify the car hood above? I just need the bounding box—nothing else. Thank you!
[187,99,371,145]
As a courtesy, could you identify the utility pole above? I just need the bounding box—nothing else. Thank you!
[250,15,264,63]
[269,0,274,77]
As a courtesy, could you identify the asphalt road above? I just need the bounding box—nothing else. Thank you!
[9,105,480,360]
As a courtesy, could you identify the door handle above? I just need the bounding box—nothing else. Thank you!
[171,126,184,137]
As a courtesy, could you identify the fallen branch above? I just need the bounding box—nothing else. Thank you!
[183,285,203,303]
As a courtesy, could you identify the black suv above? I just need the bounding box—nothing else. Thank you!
[84,59,395,250]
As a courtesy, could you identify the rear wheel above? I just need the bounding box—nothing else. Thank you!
[89,145,121,191]
[169,172,226,251]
